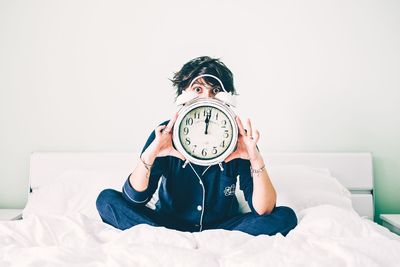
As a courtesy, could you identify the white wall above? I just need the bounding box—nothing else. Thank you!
[1,0,399,220]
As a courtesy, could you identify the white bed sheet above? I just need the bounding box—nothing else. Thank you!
[1,205,400,267]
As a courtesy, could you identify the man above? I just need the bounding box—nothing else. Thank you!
[96,56,297,236]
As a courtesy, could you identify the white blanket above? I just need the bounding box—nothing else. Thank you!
[1,205,400,267]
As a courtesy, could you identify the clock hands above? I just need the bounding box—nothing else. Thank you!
[204,110,211,135]
[204,114,210,134]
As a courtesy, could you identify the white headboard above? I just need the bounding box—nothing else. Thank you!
[29,152,374,219]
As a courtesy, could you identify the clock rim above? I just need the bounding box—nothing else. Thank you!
[173,98,238,166]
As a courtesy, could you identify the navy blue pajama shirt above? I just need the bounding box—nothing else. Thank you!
[123,120,258,230]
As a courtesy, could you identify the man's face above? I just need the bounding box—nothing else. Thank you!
[184,78,222,98]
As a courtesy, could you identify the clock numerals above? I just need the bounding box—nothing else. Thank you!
[179,104,235,161]
[186,118,193,126]
[203,108,212,117]
[220,140,225,148]
[212,147,218,155]
[223,130,229,138]
[221,119,227,128]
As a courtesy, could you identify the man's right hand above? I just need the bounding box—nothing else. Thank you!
[144,113,185,161]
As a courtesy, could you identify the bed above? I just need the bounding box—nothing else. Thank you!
[1,152,399,266]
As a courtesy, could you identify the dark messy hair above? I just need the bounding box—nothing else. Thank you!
[171,56,236,97]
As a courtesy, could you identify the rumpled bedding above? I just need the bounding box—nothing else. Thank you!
[1,205,400,267]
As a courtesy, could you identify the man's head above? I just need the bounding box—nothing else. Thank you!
[171,56,236,98]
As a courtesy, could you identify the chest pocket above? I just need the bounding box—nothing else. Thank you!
[220,174,237,198]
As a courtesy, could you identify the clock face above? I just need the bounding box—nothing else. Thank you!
[178,105,234,161]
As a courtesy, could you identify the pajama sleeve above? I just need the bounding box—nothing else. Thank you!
[122,120,169,206]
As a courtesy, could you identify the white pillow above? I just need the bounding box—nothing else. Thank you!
[23,165,353,220]
[236,164,353,214]
[23,170,129,221]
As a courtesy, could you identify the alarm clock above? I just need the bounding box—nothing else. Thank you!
[173,74,238,167]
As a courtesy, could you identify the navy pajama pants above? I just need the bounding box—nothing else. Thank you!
[96,189,297,236]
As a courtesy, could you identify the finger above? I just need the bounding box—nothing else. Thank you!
[165,112,179,133]
[236,116,246,136]
[156,125,167,137]
[254,129,260,143]
[247,118,253,138]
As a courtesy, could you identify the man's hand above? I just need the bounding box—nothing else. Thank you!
[224,116,261,163]
[145,113,185,161]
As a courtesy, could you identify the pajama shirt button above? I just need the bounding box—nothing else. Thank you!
[197,205,202,211]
